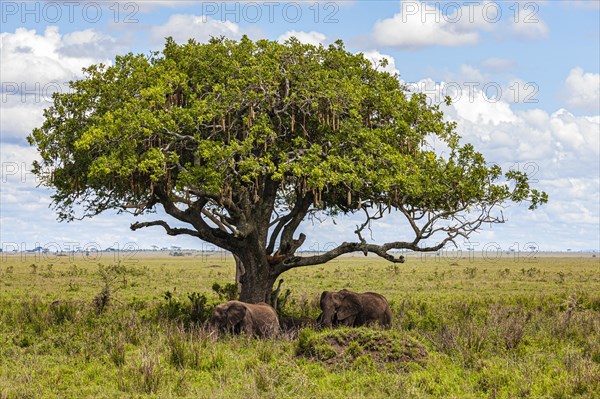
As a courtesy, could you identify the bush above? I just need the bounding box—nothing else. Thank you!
[157,291,188,322]
[212,282,239,301]
[49,301,77,324]
[188,292,212,324]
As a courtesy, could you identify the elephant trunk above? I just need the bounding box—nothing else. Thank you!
[320,308,335,328]
[319,291,337,328]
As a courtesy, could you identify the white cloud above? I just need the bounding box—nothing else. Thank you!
[0,27,115,86]
[408,70,599,173]
[59,29,118,59]
[361,50,400,75]
[447,65,541,107]
[0,27,117,143]
[511,18,549,39]
[371,2,480,49]
[548,108,600,158]
[0,142,213,249]
[449,99,599,169]
[456,64,487,82]
[564,67,600,113]
[370,1,550,49]
[505,1,550,39]
[0,143,43,188]
[440,94,599,250]
[543,193,598,225]
[0,100,48,143]
[152,14,241,44]
[277,30,326,46]
[406,65,517,125]
[0,144,54,244]
[450,86,518,125]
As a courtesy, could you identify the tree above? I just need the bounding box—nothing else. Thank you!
[29,37,547,303]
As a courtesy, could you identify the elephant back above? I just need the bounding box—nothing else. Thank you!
[248,303,280,337]
[358,292,392,328]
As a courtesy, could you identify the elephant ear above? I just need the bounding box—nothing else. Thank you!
[337,294,361,321]
[226,302,247,327]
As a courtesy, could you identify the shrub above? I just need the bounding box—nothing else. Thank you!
[188,292,211,323]
[212,282,239,301]
[158,291,187,321]
[49,301,77,324]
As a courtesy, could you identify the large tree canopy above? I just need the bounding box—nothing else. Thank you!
[29,36,547,302]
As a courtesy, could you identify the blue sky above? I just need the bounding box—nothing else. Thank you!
[1,1,599,254]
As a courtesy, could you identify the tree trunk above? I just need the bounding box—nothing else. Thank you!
[234,254,244,293]
[235,250,280,304]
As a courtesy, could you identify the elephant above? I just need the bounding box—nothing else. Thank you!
[210,300,280,337]
[318,289,392,329]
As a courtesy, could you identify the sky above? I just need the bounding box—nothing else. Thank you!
[1,0,599,256]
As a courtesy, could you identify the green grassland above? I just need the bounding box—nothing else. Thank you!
[1,252,599,398]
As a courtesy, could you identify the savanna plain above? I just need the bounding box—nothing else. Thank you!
[0,251,599,398]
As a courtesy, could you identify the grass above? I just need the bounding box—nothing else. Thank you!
[0,252,599,398]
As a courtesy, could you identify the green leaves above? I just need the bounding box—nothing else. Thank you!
[29,35,546,225]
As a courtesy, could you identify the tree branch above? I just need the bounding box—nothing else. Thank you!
[130,220,201,237]
[354,203,388,252]
[266,190,313,255]
[200,208,239,236]
[153,187,239,251]
[278,199,508,273]
[278,191,314,252]
[276,241,408,273]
